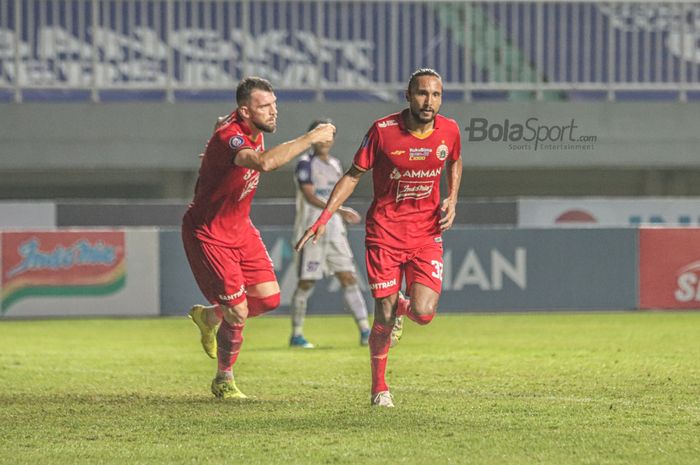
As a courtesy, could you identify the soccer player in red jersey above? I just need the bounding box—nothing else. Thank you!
[296,69,462,407]
[182,76,335,399]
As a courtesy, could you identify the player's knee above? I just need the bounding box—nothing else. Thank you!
[221,304,247,323]
[410,301,436,325]
[337,272,357,287]
[411,311,435,325]
[259,292,281,311]
[374,298,395,324]
[297,280,315,291]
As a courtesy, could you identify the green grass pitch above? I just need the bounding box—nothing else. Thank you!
[1,311,699,465]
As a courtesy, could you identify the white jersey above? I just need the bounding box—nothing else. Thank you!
[294,152,346,241]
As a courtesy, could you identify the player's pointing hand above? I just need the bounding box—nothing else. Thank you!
[295,224,326,252]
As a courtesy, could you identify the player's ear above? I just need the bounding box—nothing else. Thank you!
[238,105,251,119]
[404,90,410,102]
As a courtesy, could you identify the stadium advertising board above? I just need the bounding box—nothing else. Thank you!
[639,228,700,309]
[437,227,637,311]
[0,229,158,317]
[519,198,700,227]
[160,227,637,314]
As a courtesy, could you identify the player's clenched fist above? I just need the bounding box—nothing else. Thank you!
[307,123,336,145]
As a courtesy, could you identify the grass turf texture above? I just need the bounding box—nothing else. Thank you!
[1,312,699,465]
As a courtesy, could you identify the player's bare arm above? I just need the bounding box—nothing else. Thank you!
[295,164,365,251]
[235,123,336,172]
[439,157,463,230]
[299,184,361,224]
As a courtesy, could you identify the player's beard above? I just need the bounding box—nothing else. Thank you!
[410,107,436,124]
[252,118,276,133]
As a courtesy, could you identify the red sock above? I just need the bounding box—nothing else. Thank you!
[369,321,392,395]
[395,293,410,317]
[407,311,434,325]
[247,293,281,318]
[216,320,245,372]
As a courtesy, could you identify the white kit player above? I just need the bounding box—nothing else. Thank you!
[289,119,371,348]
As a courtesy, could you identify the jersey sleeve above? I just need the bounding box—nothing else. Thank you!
[215,126,255,164]
[225,133,254,154]
[352,124,381,170]
[295,158,313,185]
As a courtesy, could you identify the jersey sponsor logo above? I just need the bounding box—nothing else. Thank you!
[436,141,449,160]
[239,169,260,201]
[396,180,434,202]
[389,168,441,180]
[229,135,245,149]
[377,119,398,128]
[218,284,246,302]
[390,150,405,156]
[369,278,397,290]
[409,147,432,161]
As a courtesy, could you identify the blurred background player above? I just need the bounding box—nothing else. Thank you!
[296,68,462,407]
[290,118,370,349]
[182,76,335,399]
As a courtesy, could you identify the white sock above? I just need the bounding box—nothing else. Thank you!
[291,286,314,336]
[343,284,370,332]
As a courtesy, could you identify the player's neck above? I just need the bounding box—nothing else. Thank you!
[314,150,331,160]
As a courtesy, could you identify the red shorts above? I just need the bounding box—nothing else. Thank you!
[365,243,444,298]
[181,224,276,306]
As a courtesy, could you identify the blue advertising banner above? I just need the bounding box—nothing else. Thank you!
[159,226,638,315]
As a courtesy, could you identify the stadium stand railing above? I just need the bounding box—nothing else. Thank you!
[1,0,699,103]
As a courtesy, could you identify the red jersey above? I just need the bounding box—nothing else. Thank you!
[184,111,264,248]
[353,110,461,250]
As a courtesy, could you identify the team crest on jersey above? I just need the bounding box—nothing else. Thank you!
[436,142,449,161]
[229,135,245,149]
[297,168,310,182]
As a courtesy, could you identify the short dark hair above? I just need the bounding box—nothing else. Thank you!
[236,76,274,105]
[407,68,442,92]
[308,118,333,132]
